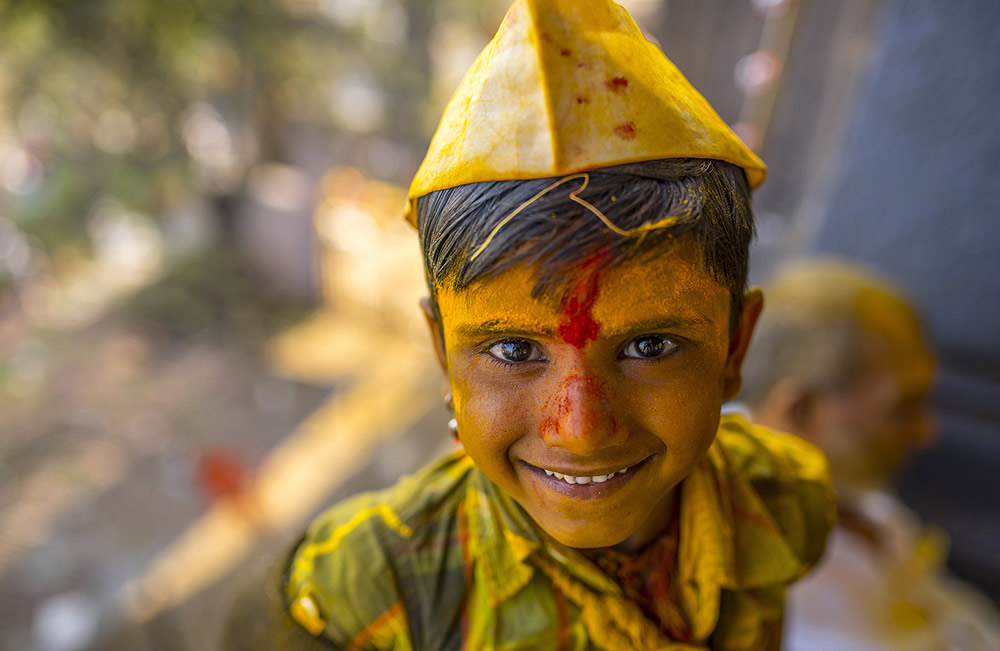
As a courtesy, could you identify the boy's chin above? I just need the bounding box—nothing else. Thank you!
[542,521,634,550]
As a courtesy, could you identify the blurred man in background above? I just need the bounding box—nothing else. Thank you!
[739,258,1000,650]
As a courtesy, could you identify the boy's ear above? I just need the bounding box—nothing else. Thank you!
[420,297,449,377]
[723,287,764,400]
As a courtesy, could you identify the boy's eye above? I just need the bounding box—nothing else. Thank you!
[621,335,676,360]
[488,339,542,363]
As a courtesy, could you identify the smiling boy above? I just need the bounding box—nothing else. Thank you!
[223,1,834,649]
[433,239,743,553]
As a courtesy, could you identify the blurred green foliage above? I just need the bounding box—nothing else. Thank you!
[0,0,444,252]
[0,0,518,344]
[114,243,309,341]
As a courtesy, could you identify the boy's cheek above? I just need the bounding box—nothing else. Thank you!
[450,370,534,435]
[629,378,724,439]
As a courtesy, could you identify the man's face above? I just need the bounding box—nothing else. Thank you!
[429,240,759,549]
[822,318,936,490]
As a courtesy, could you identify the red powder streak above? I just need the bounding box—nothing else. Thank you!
[539,375,595,443]
[557,255,605,348]
[538,374,619,446]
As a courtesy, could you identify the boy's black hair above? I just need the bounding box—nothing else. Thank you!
[416,158,755,331]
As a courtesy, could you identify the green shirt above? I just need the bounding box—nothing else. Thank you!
[278,414,834,650]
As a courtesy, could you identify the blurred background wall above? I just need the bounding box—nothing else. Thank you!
[0,0,996,649]
[806,0,1000,603]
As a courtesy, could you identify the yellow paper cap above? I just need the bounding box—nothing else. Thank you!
[404,0,766,225]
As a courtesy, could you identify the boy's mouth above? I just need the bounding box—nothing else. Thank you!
[540,464,632,485]
[519,455,653,499]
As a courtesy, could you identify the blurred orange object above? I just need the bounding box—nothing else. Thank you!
[195,449,252,503]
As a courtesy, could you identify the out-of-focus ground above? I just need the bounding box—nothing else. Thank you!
[0,298,332,650]
[0,166,451,650]
[2,0,999,649]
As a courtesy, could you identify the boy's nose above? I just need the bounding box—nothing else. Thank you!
[538,373,625,455]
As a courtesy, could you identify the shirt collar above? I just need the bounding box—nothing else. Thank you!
[676,440,806,639]
[464,468,537,607]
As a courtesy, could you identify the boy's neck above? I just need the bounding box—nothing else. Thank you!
[600,486,679,553]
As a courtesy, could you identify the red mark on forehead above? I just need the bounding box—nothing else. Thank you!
[557,254,605,349]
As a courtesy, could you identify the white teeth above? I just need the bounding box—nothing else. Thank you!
[541,464,633,486]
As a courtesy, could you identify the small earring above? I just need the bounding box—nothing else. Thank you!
[444,392,459,442]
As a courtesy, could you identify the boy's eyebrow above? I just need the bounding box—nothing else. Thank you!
[452,316,715,338]
[453,319,557,338]
[601,315,715,338]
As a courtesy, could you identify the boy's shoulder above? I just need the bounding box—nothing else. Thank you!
[715,412,832,486]
[299,447,475,547]
[712,413,836,571]
[281,449,475,648]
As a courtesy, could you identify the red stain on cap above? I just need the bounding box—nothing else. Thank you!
[605,76,629,93]
[614,122,637,140]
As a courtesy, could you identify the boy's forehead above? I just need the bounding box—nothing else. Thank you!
[437,240,729,334]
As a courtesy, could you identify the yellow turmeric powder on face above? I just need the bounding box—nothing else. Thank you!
[433,239,738,551]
